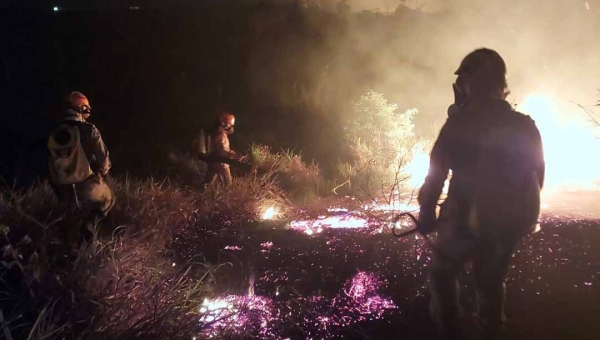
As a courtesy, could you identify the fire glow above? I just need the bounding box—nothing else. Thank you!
[396,93,600,216]
[342,272,397,317]
[404,146,431,189]
[289,213,370,235]
[199,295,273,338]
[517,93,600,194]
[290,200,421,235]
[261,206,280,220]
[198,272,397,338]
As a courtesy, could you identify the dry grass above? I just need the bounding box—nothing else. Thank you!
[0,174,289,340]
[249,143,326,204]
[201,171,291,219]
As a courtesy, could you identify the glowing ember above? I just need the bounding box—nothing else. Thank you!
[199,295,273,338]
[344,271,377,299]
[224,245,242,251]
[199,297,237,322]
[260,242,274,253]
[289,214,369,235]
[336,272,397,320]
[199,272,397,338]
[327,207,349,213]
[365,201,419,212]
[260,241,273,248]
[261,206,279,220]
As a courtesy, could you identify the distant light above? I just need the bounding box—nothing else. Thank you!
[129,6,140,10]
[53,6,59,11]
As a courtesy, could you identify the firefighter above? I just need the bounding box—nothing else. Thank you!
[48,91,114,245]
[204,112,244,185]
[417,49,545,340]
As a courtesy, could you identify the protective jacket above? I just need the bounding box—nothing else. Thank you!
[418,98,545,237]
[204,126,237,185]
[209,126,237,159]
[48,111,113,215]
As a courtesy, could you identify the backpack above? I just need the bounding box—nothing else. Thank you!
[470,111,541,237]
[192,129,212,155]
[48,123,94,185]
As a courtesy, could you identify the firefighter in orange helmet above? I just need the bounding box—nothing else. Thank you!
[48,91,114,245]
[204,112,244,185]
[417,49,545,340]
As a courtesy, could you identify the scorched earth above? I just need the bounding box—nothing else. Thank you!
[172,200,600,340]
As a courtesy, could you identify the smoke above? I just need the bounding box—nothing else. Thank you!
[289,0,600,214]
[327,0,600,132]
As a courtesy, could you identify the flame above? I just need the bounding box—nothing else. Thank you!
[261,206,279,220]
[517,94,600,194]
[404,147,431,188]
[289,214,369,235]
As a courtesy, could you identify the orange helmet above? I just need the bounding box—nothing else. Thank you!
[66,91,91,114]
[219,112,235,128]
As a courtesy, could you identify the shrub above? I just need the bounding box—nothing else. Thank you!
[335,88,425,199]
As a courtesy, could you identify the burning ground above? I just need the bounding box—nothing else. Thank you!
[172,202,600,340]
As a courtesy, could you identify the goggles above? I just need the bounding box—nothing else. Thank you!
[76,105,91,114]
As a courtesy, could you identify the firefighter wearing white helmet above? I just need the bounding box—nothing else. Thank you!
[204,112,244,185]
[417,49,545,340]
[47,91,114,245]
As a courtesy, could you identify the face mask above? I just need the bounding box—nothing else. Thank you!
[453,76,471,107]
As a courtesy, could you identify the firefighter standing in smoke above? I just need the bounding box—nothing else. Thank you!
[417,49,545,340]
[47,91,114,245]
[202,112,244,185]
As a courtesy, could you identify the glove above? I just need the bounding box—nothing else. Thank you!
[417,205,437,235]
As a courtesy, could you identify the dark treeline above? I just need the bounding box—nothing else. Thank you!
[1,0,598,186]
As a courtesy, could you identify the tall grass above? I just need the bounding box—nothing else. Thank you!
[0,174,288,340]
[248,144,326,204]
